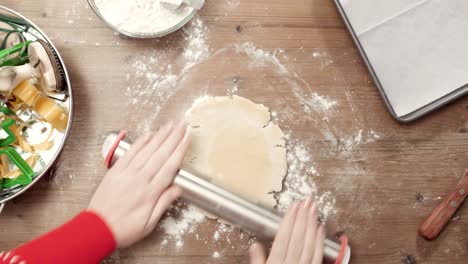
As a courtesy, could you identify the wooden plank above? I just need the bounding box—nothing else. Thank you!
[0,0,467,263]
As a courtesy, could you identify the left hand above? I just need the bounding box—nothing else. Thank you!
[88,120,191,248]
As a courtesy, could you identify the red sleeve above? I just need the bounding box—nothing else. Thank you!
[0,211,116,264]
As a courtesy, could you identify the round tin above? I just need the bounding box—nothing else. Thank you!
[0,6,74,206]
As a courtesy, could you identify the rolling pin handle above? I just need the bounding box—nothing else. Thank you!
[0,203,4,214]
[103,131,127,168]
[419,171,468,240]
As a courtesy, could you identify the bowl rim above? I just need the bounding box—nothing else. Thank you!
[0,5,74,205]
[86,0,197,38]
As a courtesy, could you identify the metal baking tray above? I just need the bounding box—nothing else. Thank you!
[0,6,74,210]
[334,0,468,122]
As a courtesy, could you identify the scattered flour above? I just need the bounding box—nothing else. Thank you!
[336,129,381,154]
[227,76,241,96]
[161,204,206,246]
[296,91,338,114]
[175,240,184,248]
[182,18,210,70]
[94,0,194,34]
[235,43,338,115]
[122,30,382,254]
[304,92,337,112]
[64,1,91,25]
[311,50,335,69]
[229,43,387,224]
[125,17,209,131]
[213,231,220,241]
[53,2,100,45]
[213,223,235,244]
[276,140,336,221]
[236,42,288,74]
[55,1,391,259]
[227,0,241,8]
[156,43,376,248]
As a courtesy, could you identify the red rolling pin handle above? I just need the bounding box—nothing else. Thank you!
[419,171,468,240]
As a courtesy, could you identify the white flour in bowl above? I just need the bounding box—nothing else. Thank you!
[94,0,194,34]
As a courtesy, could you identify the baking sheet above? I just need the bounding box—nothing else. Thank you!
[338,0,468,119]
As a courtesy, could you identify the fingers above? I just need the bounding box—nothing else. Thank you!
[130,121,175,170]
[311,225,326,264]
[150,126,191,192]
[112,133,152,172]
[299,202,319,263]
[144,185,182,233]
[1,252,10,261]
[271,198,325,264]
[269,202,299,262]
[249,243,267,264]
[10,255,19,263]
[285,197,312,262]
[140,120,187,180]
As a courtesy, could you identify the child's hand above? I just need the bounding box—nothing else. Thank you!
[88,120,191,248]
[249,197,325,264]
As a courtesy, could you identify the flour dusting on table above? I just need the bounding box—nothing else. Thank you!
[160,203,206,247]
[304,92,337,113]
[122,15,382,258]
[125,17,209,131]
[277,140,336,221]
[227,0,241,8]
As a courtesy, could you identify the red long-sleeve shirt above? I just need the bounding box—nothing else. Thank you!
[0,211,116,264]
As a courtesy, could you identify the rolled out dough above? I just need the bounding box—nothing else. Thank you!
[183,95,287,208]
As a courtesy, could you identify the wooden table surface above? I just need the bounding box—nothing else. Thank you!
[1,0,468,263]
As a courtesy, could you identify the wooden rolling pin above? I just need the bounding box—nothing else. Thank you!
[419,171,468,240]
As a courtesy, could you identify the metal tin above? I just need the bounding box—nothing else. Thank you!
[333,0,468,123]
[103,133,351,263]
[0,6,74,204]
[87,0,197,39]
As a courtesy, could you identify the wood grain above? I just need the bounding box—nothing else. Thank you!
[0,0,467,263]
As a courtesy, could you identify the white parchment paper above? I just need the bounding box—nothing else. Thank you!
[340,0,468,117]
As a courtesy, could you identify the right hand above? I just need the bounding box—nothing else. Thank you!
[249,197,325,264]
